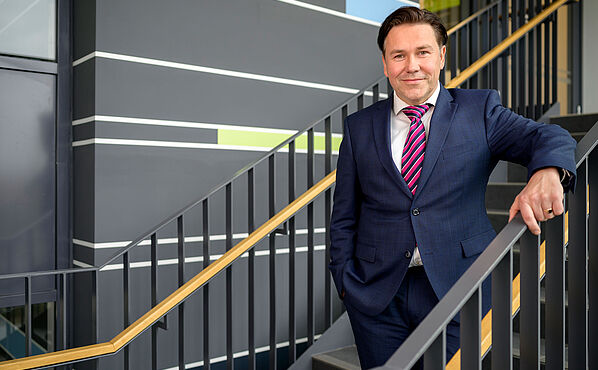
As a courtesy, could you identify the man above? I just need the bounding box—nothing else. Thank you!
[329,7,576,369]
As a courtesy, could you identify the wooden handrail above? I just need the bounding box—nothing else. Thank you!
[447,0,569,88]
[0,1,571,367]
[0,173,336,369]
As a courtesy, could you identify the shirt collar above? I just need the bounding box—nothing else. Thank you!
[392,82,441,116]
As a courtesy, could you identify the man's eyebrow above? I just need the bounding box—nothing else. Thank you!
[388,45,434,54]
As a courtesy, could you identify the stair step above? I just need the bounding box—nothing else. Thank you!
[570,131,586,142]
[312,345,360,370]
[549,112,598,133]
[512,332,569,369]
[486,182,525,210]
[507,163,528,182]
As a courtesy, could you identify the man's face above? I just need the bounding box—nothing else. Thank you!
[382,23,446,105]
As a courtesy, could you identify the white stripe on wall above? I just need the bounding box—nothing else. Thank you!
[72,51,387,98]
[76,244,326,272]
[71,137,340,155]
[72,115,344,139]
[73,228,326,250]
[276,0,381,26]
[162,334,322,370]
[74,51,362,94]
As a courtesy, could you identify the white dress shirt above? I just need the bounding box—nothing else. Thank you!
[390,83,441,267]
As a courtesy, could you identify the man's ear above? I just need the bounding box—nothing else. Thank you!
[382,53,388,77]
[440,45,446,70]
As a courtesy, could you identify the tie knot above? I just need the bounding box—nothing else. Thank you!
[402,104,430,121]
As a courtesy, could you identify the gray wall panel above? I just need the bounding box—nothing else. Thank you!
[73,61,95,120]
[73,0,96,60]
[73,146,95,243]
[93,57,355,130]
[93,0,380,89]
[0,69,56,276]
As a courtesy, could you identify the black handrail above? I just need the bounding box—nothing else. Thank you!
[380,119,598,369]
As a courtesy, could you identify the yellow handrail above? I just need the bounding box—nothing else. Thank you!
[0,1,571,367]
[0,173,336,369]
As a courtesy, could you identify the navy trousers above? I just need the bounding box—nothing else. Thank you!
[344,266,460,369]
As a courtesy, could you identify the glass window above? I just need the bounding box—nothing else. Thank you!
[0,0,56,61]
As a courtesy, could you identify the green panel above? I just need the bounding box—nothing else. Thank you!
[218,129,341,152]
[422,0,461,12]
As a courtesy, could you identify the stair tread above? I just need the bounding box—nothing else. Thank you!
[312,345,360,370]
[512,332,569,367]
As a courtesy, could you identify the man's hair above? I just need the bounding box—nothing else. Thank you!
[377,7,448,53]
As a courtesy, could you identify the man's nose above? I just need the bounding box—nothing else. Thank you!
[406,55,420,72]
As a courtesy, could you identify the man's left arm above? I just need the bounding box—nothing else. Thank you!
[484,90,577,235]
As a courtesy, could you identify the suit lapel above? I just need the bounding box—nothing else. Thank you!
[371,98,414,199]
[413,85,458,201]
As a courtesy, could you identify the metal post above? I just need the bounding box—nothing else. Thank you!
[268,155,277,370]
[492,248,513,370]
[151,233,158,370]
[177,215,185,370]
[520,230,540,369]
[288,143,296,365]
[324,117,332,329]
[357,94,364,111]
[123,252,130,370]
[226,183,234,370]
[248,169,256,370]
[568,161,589,369]
[25,276,31,357]
[373,83,379,103]
[545,211,565,370]
[202,199,211,370]
[307,129,315,346]
[589,151,598,370]
[460,287,481,370]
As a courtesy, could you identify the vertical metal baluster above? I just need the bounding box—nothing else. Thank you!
[288,143,296,365]
[357,94,364,111]
[151,233,158,370]
[569,160,588,369]
[372,83,379,104]
[518,0,526,115]
[511,0,519,111]
[423,329,446,370]
[470,7,479,88]
[324,117,332,329]
[589,151,598,370]
[460,27,468,89]
[528,3,536,119]
[492,248,513,370]
[520,230,540,369]
[248,169,256,370]
[268,156,277,370]
[544,13,550,112]
[307,128,315,346]
[501,0,509,106]
[92,269,99,359]
[123,252,130,370]
[177,215,185,370]
[341,104,348,137]
[480,12,489,89]
[491,5,498,89]
[449,33,457,82]
[460,287,481,370]
[545,209,565,370]
[202,199,210,370]
[226,183,234,370]
[551,13,557,106]
[534,0,544,119]
[60,273,66,351]
[25,276,31,357]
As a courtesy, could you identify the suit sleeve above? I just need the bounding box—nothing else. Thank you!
[484,90,577,191]
[329,119,361,298]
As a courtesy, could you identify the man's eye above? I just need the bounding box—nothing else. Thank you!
[394,54,404,59]
[418,51,429,55]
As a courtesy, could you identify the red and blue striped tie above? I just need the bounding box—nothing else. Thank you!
[401,104,431,194]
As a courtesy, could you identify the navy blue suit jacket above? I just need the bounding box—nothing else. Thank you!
[330,85,577,317]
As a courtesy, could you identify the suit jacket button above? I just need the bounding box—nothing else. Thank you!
[405,250,412,258]
[412,208,420,216]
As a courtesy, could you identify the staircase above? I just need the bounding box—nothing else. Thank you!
[310,113,598,370]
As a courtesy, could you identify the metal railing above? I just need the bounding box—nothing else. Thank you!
[0,0,575,368]
[382,116,597,370]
